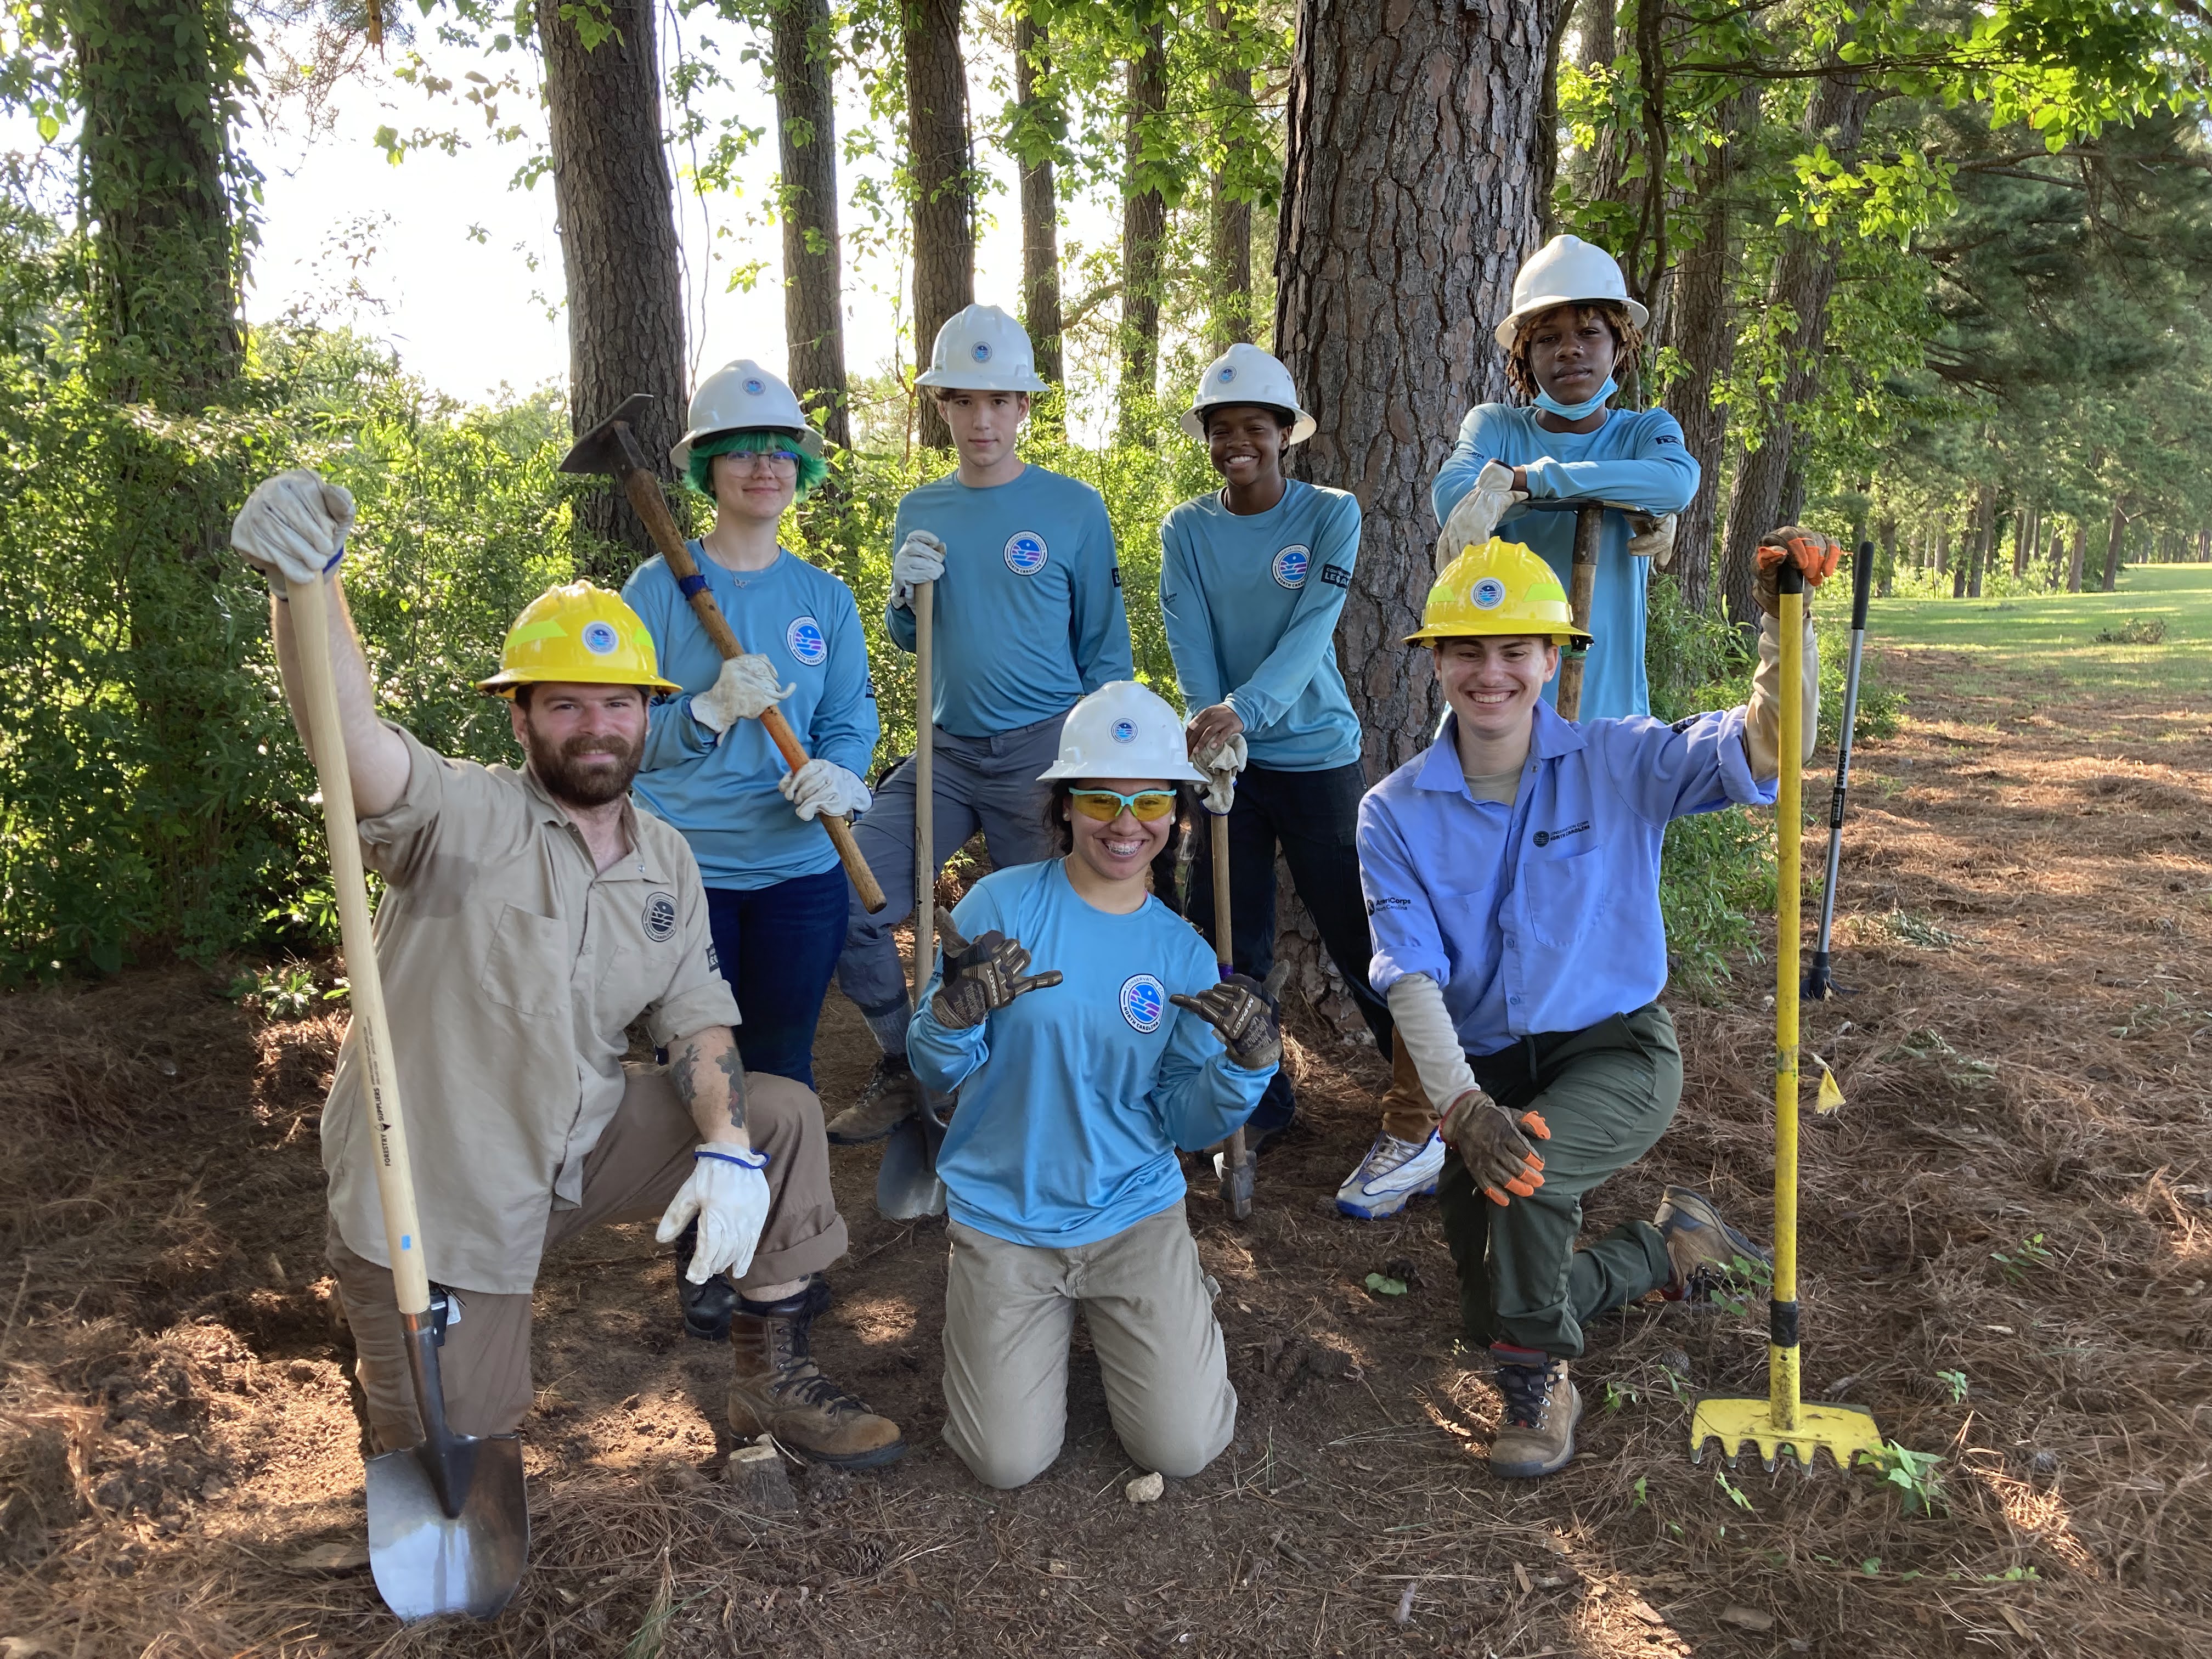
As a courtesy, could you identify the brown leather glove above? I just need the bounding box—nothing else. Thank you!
[1169,973,1282,1071]
[929,909,1062,1030]
[1441,1089,1550,1206]
[1754,526,1843,616]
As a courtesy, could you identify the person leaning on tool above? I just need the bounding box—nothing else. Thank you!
[1153,344,1432,1218]
[1356,527,1840,1480]
[906,682,1279,1489]
[620,362,881,1349]
[1431,234,1699,722]
[830,304,1134,1148]
[230,472,904,1471]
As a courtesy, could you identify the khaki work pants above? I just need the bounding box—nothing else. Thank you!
[941,1201,1235,1489]
[329,1066,847,1451]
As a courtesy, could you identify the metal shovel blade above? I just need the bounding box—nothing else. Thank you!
[366,1431,528,1621]
[876,1112,947,1220]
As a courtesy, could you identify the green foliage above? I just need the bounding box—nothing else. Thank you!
[1871,1441,1948,1515]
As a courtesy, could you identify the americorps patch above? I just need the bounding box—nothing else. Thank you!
[643,891,679,942]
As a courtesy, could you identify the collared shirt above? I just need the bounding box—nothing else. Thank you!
[1357,701,1771,1056]
[321,725,739,1294]
[1159,479,1363,772]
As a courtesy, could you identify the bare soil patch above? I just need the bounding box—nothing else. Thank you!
[2,642,2207,1657]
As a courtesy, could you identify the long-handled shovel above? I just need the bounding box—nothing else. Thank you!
[1209,794,1256,1221]
[1804,539,1875,1001]
[287,575,528,1621]
[1498,501,1604,721]
[1689,561,1883,1474]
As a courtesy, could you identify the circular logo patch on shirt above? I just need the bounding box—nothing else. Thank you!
[973,341,992,363]
[1471,576,1508,611]
[1109,718,1138,744]
[1120,974,1166,1033]
[786,614,828,666]
[1004,532,1049,576]
[643,891,678,942]
[580,619,620,655]
[1272,543,1312,589]
[743,376,766,396]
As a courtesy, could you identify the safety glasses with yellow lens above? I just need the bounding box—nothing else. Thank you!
[1068,788,1179,823]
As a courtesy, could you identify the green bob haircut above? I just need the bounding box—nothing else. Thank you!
[685,428,830,501]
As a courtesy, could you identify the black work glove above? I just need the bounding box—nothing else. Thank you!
[1169,973,1282,1072]
[1440,1089,1550,1207]
[928,906,1062,1030]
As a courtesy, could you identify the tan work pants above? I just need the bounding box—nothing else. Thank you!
[329,1066,846,1451]
[941,1201,1235,1489]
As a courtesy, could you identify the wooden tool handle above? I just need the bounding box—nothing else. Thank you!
[289,577,432,1317]
[913,581,935,1002]
[1552,504,1604,723]
[617,465,887,913]
[1210,810,1233,973]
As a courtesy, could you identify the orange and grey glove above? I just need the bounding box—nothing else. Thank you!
[1169,973,1282,1071]
[1441,1088,1550,1206]
[1754,526,1843,616]
[929,912,1063,1029]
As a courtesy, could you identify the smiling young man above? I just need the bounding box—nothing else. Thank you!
[831,304,1133,1152]
[1356,528,1836,1480]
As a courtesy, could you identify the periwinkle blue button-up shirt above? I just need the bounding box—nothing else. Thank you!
[1357,701,1773,1056]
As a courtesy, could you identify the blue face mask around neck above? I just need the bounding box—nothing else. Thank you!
[1533,376,1617,420]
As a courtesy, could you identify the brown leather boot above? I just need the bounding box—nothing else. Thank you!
[826,1055,921,1144]
[1489,1344,1581,1479]
[728,1277,906,1468]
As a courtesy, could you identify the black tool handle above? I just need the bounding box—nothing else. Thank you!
[1851,539,1875,630]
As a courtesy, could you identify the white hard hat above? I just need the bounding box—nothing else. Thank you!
[915,304,1051,393]
[1493,235,1648,351]
[1179,343,1317,444]
[670,359,825,472]
[1038,681,1207,783]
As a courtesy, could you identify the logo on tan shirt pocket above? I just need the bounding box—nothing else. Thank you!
[644,891,679,941]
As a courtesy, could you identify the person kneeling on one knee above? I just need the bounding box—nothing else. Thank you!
[907,681,1280,1491]
[1356,528,1838,1479]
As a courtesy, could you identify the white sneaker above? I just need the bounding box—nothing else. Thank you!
[1335,1130,1446,1219]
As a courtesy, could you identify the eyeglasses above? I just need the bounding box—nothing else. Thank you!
[1069,788,1178,822]
[720,450,800,474]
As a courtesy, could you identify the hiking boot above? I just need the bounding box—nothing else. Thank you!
[827,1055,921,1144]
[1489,1345,1581,1479]
[1652,1186,1772,1303]
[670,1219,740,1340]
[727,1277,907,1469]
[1335,1130,1446,1220]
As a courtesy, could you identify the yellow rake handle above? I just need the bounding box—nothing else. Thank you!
[1770,572,1805,1430]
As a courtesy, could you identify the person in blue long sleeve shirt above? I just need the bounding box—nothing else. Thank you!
[1431,235,1700,722]
[907,682,1277,1489]
[831,306,1136,1157]
[1357,531,1833,1480]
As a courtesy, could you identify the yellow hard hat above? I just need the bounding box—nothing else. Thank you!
[478,582,681,696]
[1406,537,1593,647]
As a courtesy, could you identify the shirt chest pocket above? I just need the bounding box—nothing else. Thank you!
[1522,847,1612,952]
[479,903,572,1020]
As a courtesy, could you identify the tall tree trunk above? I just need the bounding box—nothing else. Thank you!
[906,0,973,449]
[1876,515,1897,596]
[2066,522,2084,591]
[771,0,850,448]
[2102,499,2125,591]
[1276,0,1570,775]
[1717,76,1874,635]
[1576,0,1628,211]
[540,0,687,566]
[1119,21,1169,426]
[1206,0,1254,353]
[1966,484,1991,599]
[2012,503,2034,579]
[1013,14,1064,388]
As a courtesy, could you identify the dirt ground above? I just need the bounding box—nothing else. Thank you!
[2,637,2208,1658]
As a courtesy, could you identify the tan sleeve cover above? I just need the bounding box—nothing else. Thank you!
[1384,973,1480,1115]
[1743,609,1820,782]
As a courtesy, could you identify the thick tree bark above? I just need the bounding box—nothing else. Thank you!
[2012,502,2034,579]
[906,0,974,449]
[1576,0,1630,216]
[1876,515,1897,596]
[1206,0,1254,353]
[1119,21,1170,422]
[1966,483,1991,599]
[1013,14,1064,387]
[540,0,687,564]
[771,0,850,449]
[2066,522,2085,591]
[1276,0,1571,776]
[2102,499,2125,591]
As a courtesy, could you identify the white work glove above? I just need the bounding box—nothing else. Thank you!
[777,757,871,821]
[691,652,795,736]
[654,1146,771,1285]
[231,469,356,590]
[1433,460,1525,574]
[890,529,946,610]
[1625,510,1680,571]
[1194,731,1246,816]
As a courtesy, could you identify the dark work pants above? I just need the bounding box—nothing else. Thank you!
[706,867,850,1088]
[1436,1004,1681,1358]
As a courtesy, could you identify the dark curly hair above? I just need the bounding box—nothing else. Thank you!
[1505,300,1644,402]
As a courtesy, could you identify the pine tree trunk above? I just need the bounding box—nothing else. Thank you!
[2102,499,2125,591]
[1876,515,1897,596]
[1206,0,1254,353]
[906,0,973,449]
[540,0,687,567]
[1013,14,1064,388]
[1275,0,1570,776]
[2012,503,2034,579]
[2066,523,2084,591]
[1119,22,1169,425]
[1966,484,1991,598]
[771,0,850,449]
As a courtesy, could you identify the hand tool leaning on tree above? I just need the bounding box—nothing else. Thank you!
[1804,538,1876,1001]
[287,572,528,1622]
[560,394,886,912]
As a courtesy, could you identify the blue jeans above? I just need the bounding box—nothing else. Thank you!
[707,867,850,1087]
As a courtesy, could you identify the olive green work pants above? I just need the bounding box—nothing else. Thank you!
[1436,1003,1682,1359]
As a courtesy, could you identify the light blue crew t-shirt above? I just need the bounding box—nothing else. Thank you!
[883,464,1133,738]
[624,545,878,891]
[1158,479,1363,773]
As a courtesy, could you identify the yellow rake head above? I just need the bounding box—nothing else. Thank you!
[1690,1395,1884,1474]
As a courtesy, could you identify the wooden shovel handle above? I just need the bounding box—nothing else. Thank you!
[289,577,433,1316]
[616,465,887,913]
[1551,504,1604,723]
